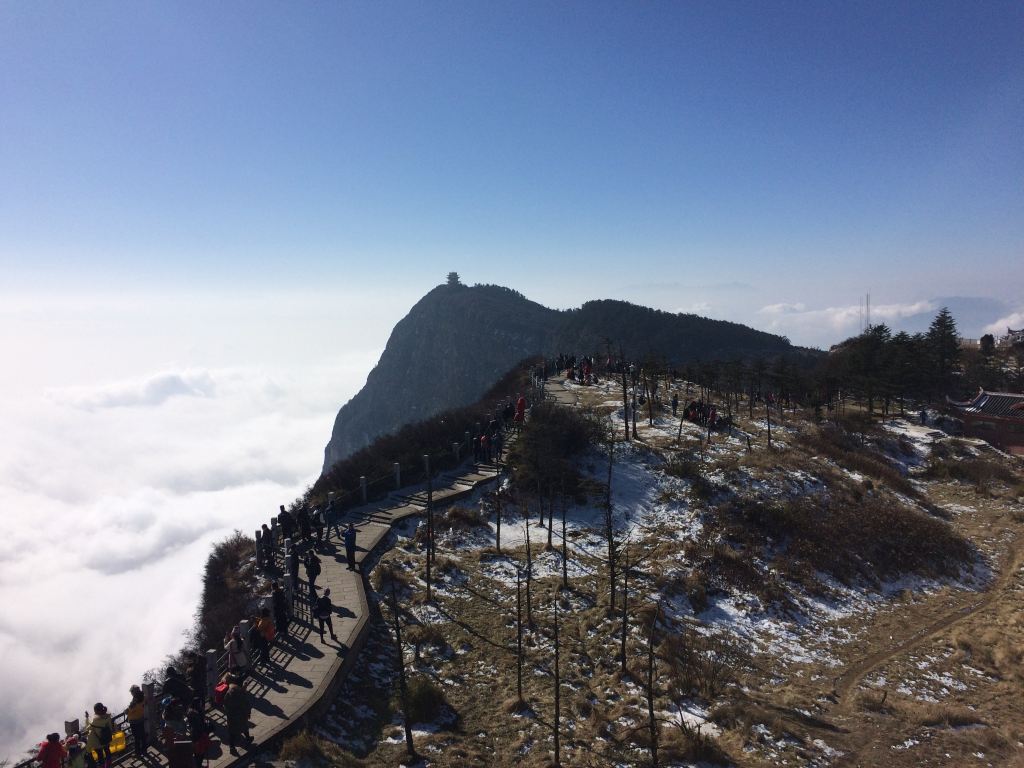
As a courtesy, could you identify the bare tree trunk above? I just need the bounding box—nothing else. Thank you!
[516,569,524,704]
[561,492,569,591]
[389,581,416,758]
[765,402,772,450]
[495,494,501,553]
[620,542,628,676]
[646,603,661,768]
[525,521,534,629]
[547,488,554,551]
[553,596,561,767]
[425,455,433,602]
[621,362,630,441]
[605,440,617,613]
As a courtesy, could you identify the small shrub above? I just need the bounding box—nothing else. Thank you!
[442,505,488,530]
[406,675,447,724]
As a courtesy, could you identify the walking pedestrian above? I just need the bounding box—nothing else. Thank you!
[222,678,252,757]
[313,507,325,546]
[343,522,357,571]
[304,551,322,601]
[297,507,311,543]
[314,588,338,642]
[126,685,146,756]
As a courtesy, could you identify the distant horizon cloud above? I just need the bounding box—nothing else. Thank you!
[756,299,939,347]
[983,310,1024,336]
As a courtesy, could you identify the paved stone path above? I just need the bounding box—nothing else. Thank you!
[116,457,507,768]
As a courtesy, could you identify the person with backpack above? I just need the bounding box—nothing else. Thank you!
[125,685,146,756]
[222,678,252,757]
[36,733,66,768]
[313,507,326,546]
[161,666,192,706]
[84,703,114,768]
[314,588,338,642]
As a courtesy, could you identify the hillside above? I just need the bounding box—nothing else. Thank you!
[323,282,805,471]
[305,376,1024,768]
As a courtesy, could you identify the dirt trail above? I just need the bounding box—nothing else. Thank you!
[832,536,1021,705]
[826,536,1023,765]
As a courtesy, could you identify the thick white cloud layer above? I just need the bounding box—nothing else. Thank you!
[0,359,373,759]
[983,310,1024,336]
[756,300,937,345]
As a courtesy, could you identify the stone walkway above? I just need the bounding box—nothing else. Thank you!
[117,457,507,768]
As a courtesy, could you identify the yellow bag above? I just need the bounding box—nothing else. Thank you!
[91,730,126,759]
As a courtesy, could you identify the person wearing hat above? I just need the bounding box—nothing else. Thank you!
[36,733,66,768]
[84,703,114,768]
[314,588,338,642]
[125,685,146,756]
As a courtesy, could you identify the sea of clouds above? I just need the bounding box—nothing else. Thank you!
[0,357,374,759]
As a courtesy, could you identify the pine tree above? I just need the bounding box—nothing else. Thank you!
[926,307,961,394]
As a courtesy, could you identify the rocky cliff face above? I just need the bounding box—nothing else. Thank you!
[323,282,801,472]
[322,283,555,471]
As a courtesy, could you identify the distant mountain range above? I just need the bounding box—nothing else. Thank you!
[322,281,811,471]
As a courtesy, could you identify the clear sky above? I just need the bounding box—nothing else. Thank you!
[2,0,1022,343]
[0,3,1023,755]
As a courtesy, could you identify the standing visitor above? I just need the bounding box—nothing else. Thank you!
[126,685,146,756]
[343,523,358,571]
[84,703,114,768]
[272,581,289,639]
[304,550,322,601]
[277,505,294,547]
[222,678,252,757]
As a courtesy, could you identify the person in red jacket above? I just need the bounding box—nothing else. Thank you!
[37,733,66,768]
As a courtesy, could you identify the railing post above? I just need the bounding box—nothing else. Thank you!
[254,529,263,570]
[453,442,460,463]
[238,619,252,654]
[205,649,217,694]
[465,430,471,453]
[143,681,157,748]
[360,475,367,503]
[394,462,401,489]
[283,538,294,604]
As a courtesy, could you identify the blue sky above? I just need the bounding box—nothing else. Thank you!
[2,0,1021,340]
[0,4,1022,753]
